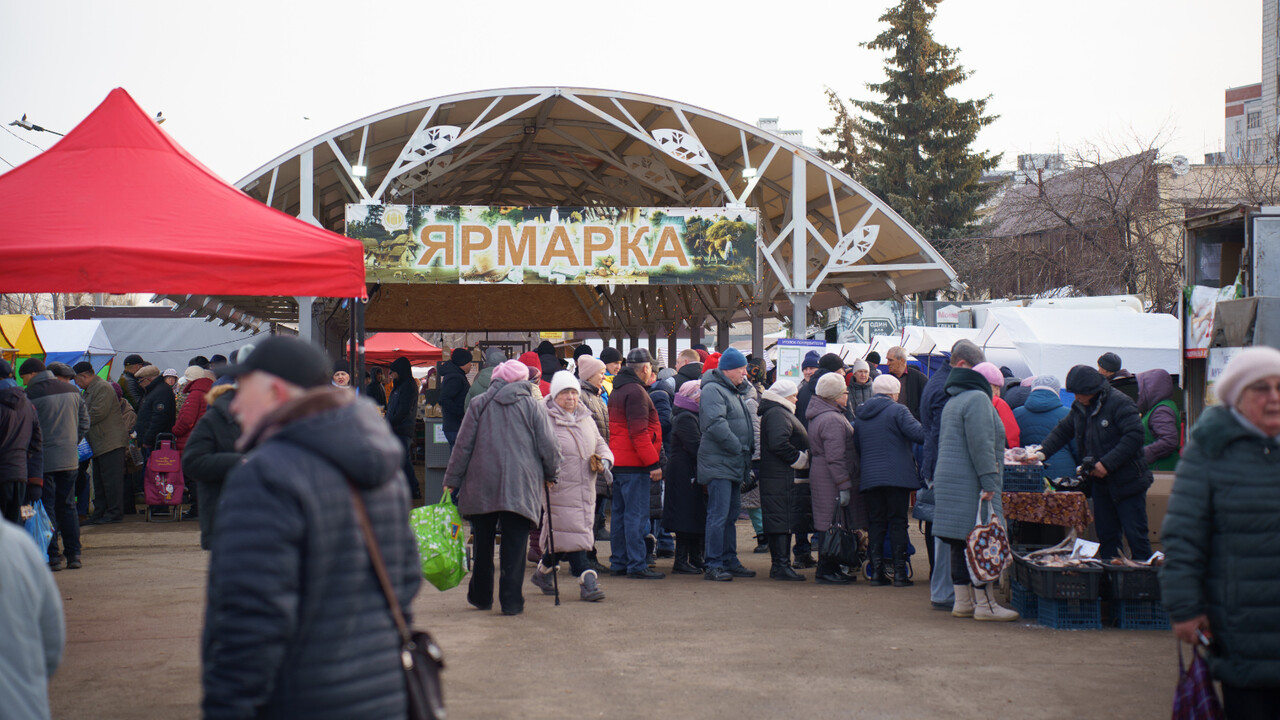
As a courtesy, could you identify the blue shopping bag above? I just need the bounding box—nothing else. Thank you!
[24,499,54,562]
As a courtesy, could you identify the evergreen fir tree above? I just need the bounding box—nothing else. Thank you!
[826,0,1000,239]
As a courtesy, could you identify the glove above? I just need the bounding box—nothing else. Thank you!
[790,450,810,470]
[25,479,43,505]
[838,489,851,507]
[601,467,614,488]
[1033,450,1046,462]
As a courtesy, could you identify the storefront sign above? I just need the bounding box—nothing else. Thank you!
[775,338,826,383]
[346,204,758,286]
[1205,346,1244,405]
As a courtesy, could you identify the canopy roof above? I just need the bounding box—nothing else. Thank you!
[221,87,960,333]
[0,88,365,298]
[977,307,1180,382]
[0,315,45,357]
[33,319,115,371]
[363,332,443,366]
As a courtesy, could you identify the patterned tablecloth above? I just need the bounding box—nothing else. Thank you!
[1001,491,1092,533]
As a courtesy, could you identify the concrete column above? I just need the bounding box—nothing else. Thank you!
[751,312,764,361]
[789,293,811,340]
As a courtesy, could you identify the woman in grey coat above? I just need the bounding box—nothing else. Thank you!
[806,373,860,585]
[444,360,561,616]
[932,366,1017,622]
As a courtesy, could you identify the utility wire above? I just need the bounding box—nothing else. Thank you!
[0,153,13,168]
[2,124,46,152]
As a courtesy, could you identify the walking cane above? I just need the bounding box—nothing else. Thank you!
[543,481,560,606]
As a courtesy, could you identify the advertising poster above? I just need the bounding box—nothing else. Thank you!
[346,204,758,286]
[1205,346,1244,405]
[776,338,826,383]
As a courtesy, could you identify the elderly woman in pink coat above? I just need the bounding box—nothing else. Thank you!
[531,371,614,602]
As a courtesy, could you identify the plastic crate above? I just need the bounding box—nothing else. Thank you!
[1038,598,1103,629]
[1116,600,1171,630]
[1027,563,1103,600]
[1003,464,1045,493]
[1011,580,1038,619]
[1104,566,1162,602]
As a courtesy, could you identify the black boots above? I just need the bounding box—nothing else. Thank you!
[815,553,852,585]
[892,547,913,587]
[768,534,804,581]
[868,550,891,586]
[672,535,702,575]
[753,534,769,554]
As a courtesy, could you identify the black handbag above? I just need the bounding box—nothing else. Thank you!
[820,505,860,566]
[350,485,447,720]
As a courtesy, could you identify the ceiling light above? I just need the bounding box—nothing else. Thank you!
[351,164,368,177]
[741,167,758,179]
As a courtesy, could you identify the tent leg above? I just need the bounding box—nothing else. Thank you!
[297,296,315,344]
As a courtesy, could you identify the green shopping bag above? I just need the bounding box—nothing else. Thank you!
[410,492,468,591]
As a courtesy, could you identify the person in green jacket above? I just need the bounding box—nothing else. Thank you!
[1161,347,1280,715]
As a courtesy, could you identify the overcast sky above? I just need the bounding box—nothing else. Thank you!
[0,0,1262,183]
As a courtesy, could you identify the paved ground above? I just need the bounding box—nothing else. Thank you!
[51,516,1176,719]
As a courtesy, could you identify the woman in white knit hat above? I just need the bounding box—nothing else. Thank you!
[1161,346,1280,715]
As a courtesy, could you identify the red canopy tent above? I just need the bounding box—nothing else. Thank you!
[363,333,443,366]
[0,88,364,298]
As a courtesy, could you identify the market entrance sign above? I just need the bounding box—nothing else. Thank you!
[346,204,758,285]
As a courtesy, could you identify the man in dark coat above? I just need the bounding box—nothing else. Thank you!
[181,384,242,550]
[885,345,928,420]
[1037,365,1153,559]
[671,348,703,391]
[75,362,127,524]
[535,340,564,382]
[1097,351,1139,405]
[607,349,665,579]
[385,356,420,498]
[795,353,853,429]
[438,348,472,448]
[203,336,420,719]
[117,354,146,411]
[0,359,43,525]
[135,365,176,449]
[698,348,757,581]
[363,367,387,408]
[21,359,88,569]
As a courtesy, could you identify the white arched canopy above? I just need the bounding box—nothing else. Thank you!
[173,87,960,346]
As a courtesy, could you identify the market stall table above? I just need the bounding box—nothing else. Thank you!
[1002,491,1092,534]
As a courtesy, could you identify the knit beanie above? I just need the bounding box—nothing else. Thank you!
[1030,374,1061,394]
[851,359,869,374]
[872,374,901,396]
[1216,346,1280,408]
[0,359,13,379]
[719,347,747,371]
[573,344,594,362]
[450,348,473,366]
[802,350,821,370]
[973,362,1005,387]
[19,358,45,375]
[816,372,847,401]
[577,355,605,381]
[492,359,529,384]
[768,379,799,398]
[677,381,702,401]
[599,347,623,365]
[333,359,351,374]
[1064,365,1108,395]
[72,361,95,376]
[548,371,578,400]
[705,353,721,371]
[1097,352,1123,373]
[695,349,710,364]
[818,353,845,373]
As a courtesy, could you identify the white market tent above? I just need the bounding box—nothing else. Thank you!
[900,325,981,356]
[976,308,1180,383]
[94,318,264,380]
[34,319,116,373]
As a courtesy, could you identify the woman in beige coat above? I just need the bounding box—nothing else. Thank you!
[532,371,614,602]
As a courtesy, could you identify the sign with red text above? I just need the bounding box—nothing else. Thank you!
[346,205,757,285]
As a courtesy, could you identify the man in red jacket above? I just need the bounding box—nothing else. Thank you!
[607,348,665,579]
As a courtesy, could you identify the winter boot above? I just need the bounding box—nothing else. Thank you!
[892,547,913,587]
[768,535,805,581]
[527,530,543,565]
[586,548,609,573]
[530,560,557,596]
[644,533,657,568]
[672,536,701,575]
[579,569,605,602]
[974,584,1019,622]
[688,535,707,571]
[867,550,890,586]
[753,534,769,554]
[815,554,851,585]
[951,584,976,618]
[793,551,817,569]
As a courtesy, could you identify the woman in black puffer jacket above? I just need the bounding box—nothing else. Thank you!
[662,382,706,574]
[757,379,811,581]
[181,384,242,550]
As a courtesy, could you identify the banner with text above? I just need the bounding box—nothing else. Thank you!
[346,204,758,285]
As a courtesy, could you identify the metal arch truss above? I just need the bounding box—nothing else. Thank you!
[234,87,961,339]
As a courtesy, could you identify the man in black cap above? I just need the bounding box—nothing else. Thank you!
[203,336,420,719]
[21,359,88,568]
[1036,365,1152,560]
[439,348,473,449]
[73,362,128,524]
[0,359,43,525]
[1097,352,1139,405]
[117,354,146,410]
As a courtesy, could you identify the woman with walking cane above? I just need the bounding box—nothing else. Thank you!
[531,371,614,603]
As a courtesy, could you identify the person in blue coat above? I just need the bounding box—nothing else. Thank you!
[855,374,926,587]
[1012,375,1075,480]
